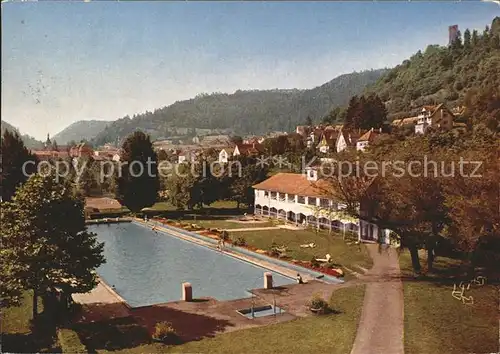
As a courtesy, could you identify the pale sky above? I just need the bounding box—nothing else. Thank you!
[2,1,498,140]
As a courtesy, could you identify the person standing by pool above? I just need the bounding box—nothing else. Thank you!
[296,273,304,284]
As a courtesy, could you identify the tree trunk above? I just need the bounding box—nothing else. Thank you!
[427,248,434,272]
[32,288,38,321]
[408,244,421,274]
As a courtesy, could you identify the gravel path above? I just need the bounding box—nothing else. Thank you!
[350,244,404,354]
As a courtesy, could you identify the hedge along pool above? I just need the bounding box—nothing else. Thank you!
[88,222,294,307]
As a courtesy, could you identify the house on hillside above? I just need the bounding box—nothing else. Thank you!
[414,104,455,134]
[218,147,235,163]
[335,129,364,153]
[356,128,382,152]
[235,143,264,157]
[218,143,264,163]
[317,130,340,154]
[94,148,121,161]
[252,167,390,243]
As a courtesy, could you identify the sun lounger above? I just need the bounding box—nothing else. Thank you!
[315,254,332,263]
[300,243,316,248]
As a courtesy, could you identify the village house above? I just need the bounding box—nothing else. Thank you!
[178,149,200,164]
[218,147,235,163]
[317,130,340,154]
[335,129,364,153]
[93,148,121,162]
[414,104,455,134]
[218,143,264,163]
[356,128,382,152]
[252,167,389,243]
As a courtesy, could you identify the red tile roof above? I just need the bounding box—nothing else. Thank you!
[252,173,334,198]
[357,128,382,142]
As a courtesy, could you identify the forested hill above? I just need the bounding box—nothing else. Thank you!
[91,69,387,145]
[1,121,44,149]
[366,16,500,119]
[52,120,110,145]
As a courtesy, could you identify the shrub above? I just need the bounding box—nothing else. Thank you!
[57,328,87,353]
[153,321,178,343]
[308,293,329,313]
[233,236,247,246]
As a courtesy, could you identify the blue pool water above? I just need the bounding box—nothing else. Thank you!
[88,223,294,307]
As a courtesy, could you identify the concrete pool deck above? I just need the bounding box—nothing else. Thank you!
[73,278,345,341]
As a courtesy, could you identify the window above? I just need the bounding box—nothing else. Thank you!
[297,196,305,204]
[320,198,330,208]
[307,197,317,206]
[287,194,296,203]
[264,191,269,198]
[270,192,277,200]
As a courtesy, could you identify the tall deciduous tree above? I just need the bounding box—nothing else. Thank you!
[228,156,268,209]
[116,131,159,212]
[344,94,387,130]
[0,130,37,201]
[0,174,105,319]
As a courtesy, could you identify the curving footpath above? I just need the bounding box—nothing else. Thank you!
[350,244,404,354]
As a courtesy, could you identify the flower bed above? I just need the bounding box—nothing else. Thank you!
[153,217,343,279]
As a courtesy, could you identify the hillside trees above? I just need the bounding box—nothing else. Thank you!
[324,109,499,274]
[367,17,500,117]
[344,94,387,130]
[90,70,387,145]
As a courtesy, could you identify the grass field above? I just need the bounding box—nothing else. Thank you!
[228,228,372,272]
[1,291,60,353]
[399,251,499,354]
[190,219,276,229]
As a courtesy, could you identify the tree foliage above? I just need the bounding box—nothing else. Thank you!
[116,132,159,212]
[344,94,387,130]
[0,129,37,201]
[0,174,105,318]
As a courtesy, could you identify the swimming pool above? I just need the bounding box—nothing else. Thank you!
[88,223,294,307]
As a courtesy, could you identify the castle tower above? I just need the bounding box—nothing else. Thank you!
[449,25,459,46]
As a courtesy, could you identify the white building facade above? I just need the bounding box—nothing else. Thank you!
[252,168,390,243]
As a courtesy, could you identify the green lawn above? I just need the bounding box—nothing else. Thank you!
[190,219,276,230]
[90,285,365,354]
[1,291,60,353]
[400,251,499,354]
[228,228,372,272]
